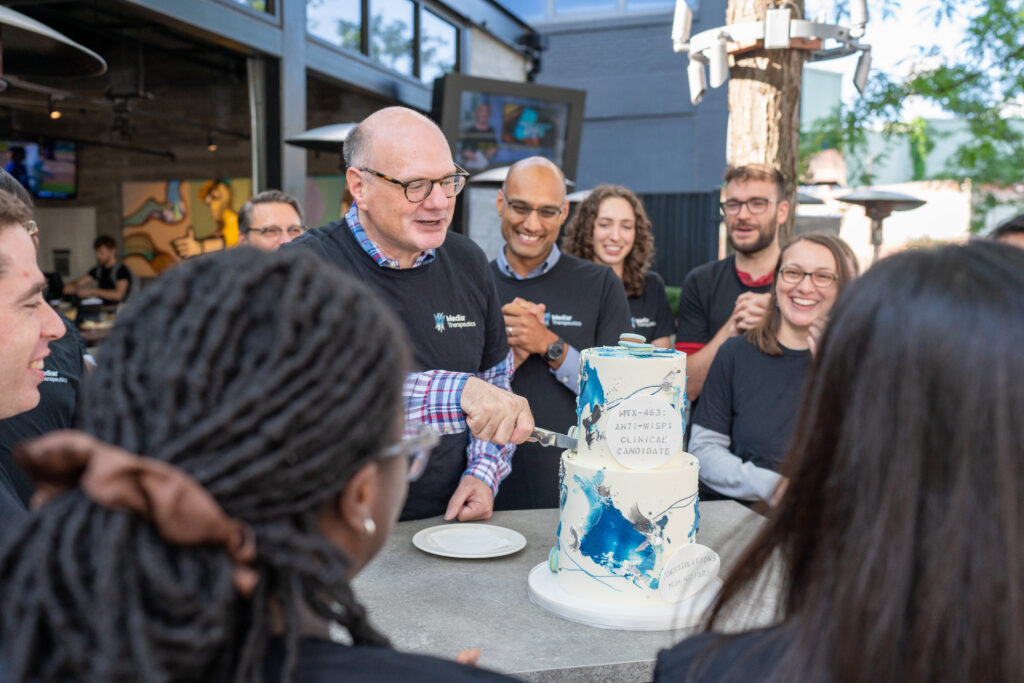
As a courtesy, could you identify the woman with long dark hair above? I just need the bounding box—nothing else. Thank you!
[0,247,511,682]
[656,241,1024,682]
[690,232,855,503]
[562,185,674,347]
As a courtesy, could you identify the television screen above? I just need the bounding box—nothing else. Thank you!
[457,92,570,171]
[0,140,77,199]
[435,74,586,180]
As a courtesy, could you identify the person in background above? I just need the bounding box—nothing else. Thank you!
[0,247,515,683]
[63,235,132,304]
[0,170,87,508]
[0,189,65,524]
[991,213,1024,249]
[238,190,306,251]
[562,184,674,348]
[656,241,1024,682]
[289,107,534,522]
[489,159,631,510]
[675,164,789,400]
[689,233,854,504]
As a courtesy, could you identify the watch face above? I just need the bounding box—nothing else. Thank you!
[546,338,566,361]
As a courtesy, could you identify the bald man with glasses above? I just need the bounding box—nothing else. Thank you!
[288,107,533,523]
[488,156,631,510]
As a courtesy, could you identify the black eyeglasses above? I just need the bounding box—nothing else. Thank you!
[361,165,469,203]
[246,225,305,239]
[505,199,563,221]
[778,266,838,288]
[378,425,440,482]
[720,197,778,216]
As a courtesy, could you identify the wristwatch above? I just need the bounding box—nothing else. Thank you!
[543,337,567,363]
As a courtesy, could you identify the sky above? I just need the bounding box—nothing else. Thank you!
[803,0,970,120]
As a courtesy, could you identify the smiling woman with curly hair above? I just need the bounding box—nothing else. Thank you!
[562,185,674,347]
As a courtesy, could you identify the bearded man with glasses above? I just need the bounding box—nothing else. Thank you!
[288,107,534,523]
[675,164,789,404]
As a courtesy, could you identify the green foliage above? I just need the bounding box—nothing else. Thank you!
[906,117,934,181]
[798,104,882,186]
[855,0,1024,186]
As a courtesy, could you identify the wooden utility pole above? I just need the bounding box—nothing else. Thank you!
[725,0,806,244]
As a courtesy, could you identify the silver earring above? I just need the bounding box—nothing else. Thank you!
[363,518,376,535]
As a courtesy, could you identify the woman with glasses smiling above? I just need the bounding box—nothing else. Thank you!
[0,247,512,682]
[689,233,856,505]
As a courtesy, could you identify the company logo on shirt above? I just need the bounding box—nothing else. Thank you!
[433,311,477,333]
[43,369,68,384]
[549,313,583,328]
[632,316,656,329]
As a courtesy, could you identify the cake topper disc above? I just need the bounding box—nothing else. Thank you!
[659,544,720,603]
[605,394,681,470]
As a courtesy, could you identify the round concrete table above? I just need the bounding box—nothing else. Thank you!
[353,500,781,681]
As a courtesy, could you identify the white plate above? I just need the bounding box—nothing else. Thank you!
[412,523,527,559]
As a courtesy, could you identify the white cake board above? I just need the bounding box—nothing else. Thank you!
[527,563,722,631]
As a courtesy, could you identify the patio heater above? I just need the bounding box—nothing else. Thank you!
[0,6,106,80]
[468,165,576,190]
[284,122,357,157]
[836,189,925,263]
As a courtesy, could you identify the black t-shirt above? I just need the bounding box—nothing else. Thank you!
[655,628,789,683]
[675,256,772,345]
[262,637,516,682]
[0,312,86,505]
[629,271,674,342]
[489,254,632,509]
[0,469,25,529]
[693,336,810,474]
[88,263,132,303]
[289,221,508,520]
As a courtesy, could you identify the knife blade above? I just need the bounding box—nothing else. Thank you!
[528,427,578,451]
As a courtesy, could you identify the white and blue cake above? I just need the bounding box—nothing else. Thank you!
[553,338,700,606]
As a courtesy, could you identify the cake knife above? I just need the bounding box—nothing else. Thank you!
[528,427,578,451]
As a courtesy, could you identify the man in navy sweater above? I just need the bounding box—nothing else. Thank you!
[289,107,534,521]
[490,157,631,509]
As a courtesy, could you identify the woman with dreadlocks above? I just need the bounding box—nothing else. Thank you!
[0,247,513,682]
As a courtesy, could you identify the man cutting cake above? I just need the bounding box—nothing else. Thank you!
[289,107,533,522]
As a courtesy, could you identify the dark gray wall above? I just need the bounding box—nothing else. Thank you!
[533,4,729,194]
[534,4,730,277]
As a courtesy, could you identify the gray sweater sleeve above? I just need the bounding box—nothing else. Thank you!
[689,424,781,502]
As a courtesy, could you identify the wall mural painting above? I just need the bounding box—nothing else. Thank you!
[122,177,252,277]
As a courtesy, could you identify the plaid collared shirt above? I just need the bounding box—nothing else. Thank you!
[347,206,515,493]
[346,204,436,269]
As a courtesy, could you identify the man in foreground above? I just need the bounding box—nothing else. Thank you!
[0,190,66,522]
[290,107,534,521]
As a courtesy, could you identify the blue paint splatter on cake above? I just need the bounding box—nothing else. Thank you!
[573,470,664,589]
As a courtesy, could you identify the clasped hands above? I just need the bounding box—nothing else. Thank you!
[502,297,558,370]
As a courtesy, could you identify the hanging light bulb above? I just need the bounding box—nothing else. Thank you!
[48,98,62,120]
[207,131,218,152]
